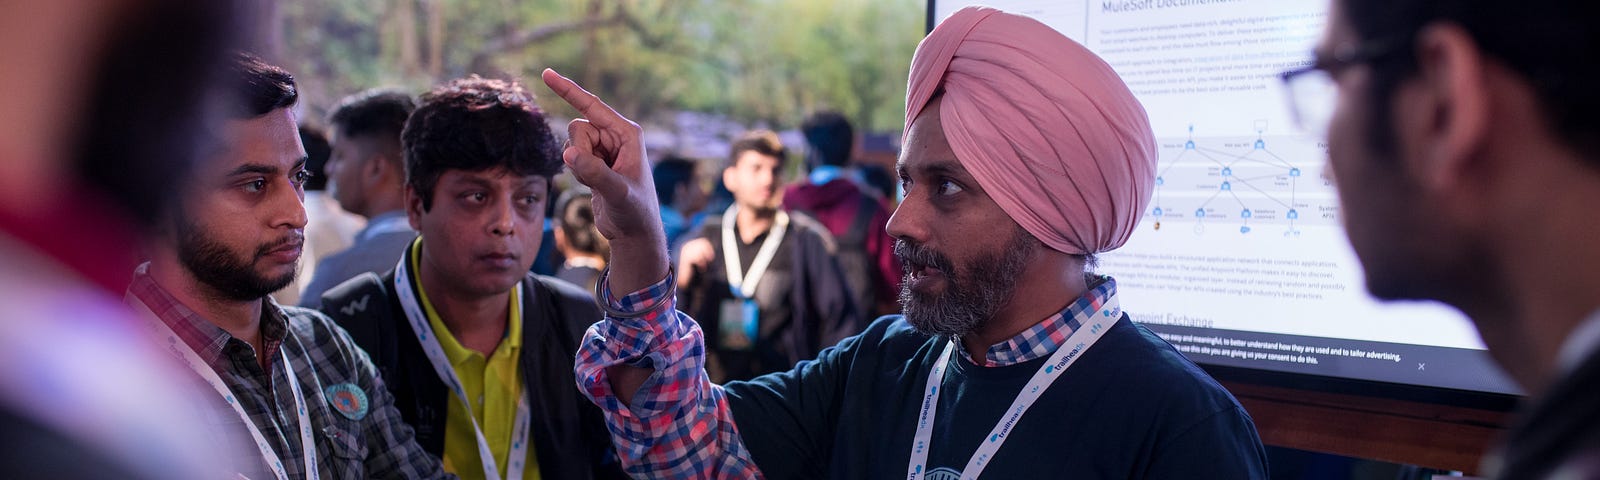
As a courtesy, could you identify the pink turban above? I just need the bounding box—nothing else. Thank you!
[906,6,1156,255]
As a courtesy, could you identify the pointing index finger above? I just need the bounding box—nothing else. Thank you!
[542,68,627,129]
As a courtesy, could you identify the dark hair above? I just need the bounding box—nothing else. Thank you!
[299,125,332,191]
[1342,0,1600,158]
[727,130,788,170]
[556,188,609,258]
[801,111,855,168]
[223,52,297,119]
[328,89,415,144]
[402,76,562,210]
[653,155,698,206]
[856,163,897,200]
[71,0,238,227]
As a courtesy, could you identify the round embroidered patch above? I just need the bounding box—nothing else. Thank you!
[924,467,962,480]
[324,383,369,421]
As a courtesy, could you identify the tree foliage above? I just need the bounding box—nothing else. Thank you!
[278,0,922,134]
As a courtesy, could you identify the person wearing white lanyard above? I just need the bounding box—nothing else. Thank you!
[319,76,627,480]
[300,89,420,310]
[124,53,449,479]
[541,6,1267,479]
[677,131,863,382]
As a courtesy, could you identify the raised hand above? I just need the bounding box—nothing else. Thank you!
[542,68,668,294]
[676,237,715,288]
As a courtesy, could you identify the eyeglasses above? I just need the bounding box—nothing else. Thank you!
[1279,39,1402,136]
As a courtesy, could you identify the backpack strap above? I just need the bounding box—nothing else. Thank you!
[320,272,398,367]
[841,192,880,247]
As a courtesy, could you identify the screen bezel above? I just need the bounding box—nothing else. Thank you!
[923,0,1522,412]
[1202,364,1519,411]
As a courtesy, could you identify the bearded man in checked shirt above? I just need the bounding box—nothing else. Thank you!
[539,6,1267,480]
[124,52,451,479]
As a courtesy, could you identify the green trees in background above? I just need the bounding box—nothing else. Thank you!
[277,0,921,134]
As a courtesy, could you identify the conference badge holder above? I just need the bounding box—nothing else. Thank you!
[718,297,759,351]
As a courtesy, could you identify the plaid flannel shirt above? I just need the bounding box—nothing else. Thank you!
[965,275,1115,367]
[127,265,451,479]
[574,270,1118,478]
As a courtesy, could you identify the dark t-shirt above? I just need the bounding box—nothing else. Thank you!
[685,214,849,381]
[727,225,796,337]
[723,316,1269,479]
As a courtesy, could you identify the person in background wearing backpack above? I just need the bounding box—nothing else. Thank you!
[783,111,903,319]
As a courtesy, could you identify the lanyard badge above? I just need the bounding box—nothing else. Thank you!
[393,241,533,480]
[717,206,788,352]
[906,295,1123,480]
[128,296,320,480]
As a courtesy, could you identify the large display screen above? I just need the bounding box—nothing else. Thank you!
[929,0,1520,397]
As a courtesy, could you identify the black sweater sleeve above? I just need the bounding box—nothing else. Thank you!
[722,317,897,479]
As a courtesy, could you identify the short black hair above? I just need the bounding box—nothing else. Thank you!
[727,130,788,170]
[223,52,297,119]
[556,188,609,258]
[299,125,332,191]
[801,111,854,168]
[1342,0,1600,160]
[653,155,698,206]
[855,163,897,200]
[403,76,562,210]
[328,89,415,143]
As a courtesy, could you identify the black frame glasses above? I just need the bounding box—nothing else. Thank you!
[1282,38,1403,85]
[1279,38,1405,134]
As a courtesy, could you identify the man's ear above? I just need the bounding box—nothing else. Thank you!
[1405,22,1491,192]
[376,147,408,185]
[722,166,737,192]
[405,184,425,230]
[362,150,388,183]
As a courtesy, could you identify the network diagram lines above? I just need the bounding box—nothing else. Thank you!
[1148,122,1322,236]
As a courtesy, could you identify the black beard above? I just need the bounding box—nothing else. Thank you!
[176,220,298,302]
[896,229,1038,338]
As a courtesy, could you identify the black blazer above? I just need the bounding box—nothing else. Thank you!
[321,271,625,480]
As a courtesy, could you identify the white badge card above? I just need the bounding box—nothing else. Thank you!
[717,298,759,351]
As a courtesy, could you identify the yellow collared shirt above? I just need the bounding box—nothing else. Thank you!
[412,244,539,480]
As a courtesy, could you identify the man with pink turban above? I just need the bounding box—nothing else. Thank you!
[544,6,1267,478]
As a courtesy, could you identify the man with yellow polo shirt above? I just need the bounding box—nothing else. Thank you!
[319,76,625,480]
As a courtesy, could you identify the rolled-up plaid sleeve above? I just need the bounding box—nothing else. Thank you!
[574,271,764,479]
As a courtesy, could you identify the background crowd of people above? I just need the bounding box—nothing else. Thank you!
[4,0,1600,479]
